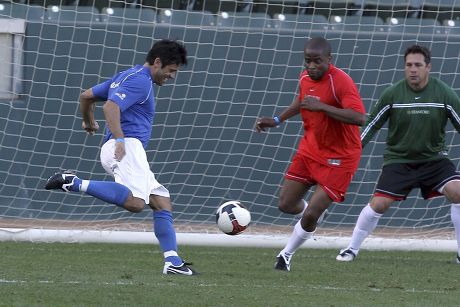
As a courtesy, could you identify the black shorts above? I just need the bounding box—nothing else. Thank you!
[375,159,460,200]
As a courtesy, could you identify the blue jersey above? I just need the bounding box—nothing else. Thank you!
[92,65,155,148]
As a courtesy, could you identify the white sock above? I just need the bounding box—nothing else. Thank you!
[450,203,460,256]
[80,180,90,192]
[348,204,382,254]
[280,220,314,256]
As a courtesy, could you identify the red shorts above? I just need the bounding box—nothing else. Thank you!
[285,153,356,202]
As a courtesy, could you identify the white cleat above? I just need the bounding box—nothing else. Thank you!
[336,249,357,262]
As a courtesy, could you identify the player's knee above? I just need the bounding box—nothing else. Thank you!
[148,195,173,211]
[278,199,296,214]
[123,198,145,213]
[447,190,460,203]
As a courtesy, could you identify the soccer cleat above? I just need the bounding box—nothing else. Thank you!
[456,254,460,264]
[163,261,198,276]
[336,248,357,262]
[45,170,77,192]
[274,253,291,272]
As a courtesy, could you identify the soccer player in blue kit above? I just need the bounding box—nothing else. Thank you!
[45,39,197,275]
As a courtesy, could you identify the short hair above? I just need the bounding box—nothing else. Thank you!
[404,45,431,65]
[305,37,331,56]
[145,39,188,67]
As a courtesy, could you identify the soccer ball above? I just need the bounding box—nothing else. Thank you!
[216,201,251,235]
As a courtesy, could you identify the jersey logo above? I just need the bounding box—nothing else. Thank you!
[414,96,421,100]
[115,93,126,100]
[110,82,120,88]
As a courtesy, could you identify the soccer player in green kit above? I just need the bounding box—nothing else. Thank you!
[336,45,460,264]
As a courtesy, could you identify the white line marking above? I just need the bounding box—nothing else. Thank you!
[0,279,450,294]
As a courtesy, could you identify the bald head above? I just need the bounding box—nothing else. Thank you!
[303,37,332,80]
[305,37,331,56]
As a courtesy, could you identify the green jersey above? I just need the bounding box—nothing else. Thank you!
[361,77,460,165]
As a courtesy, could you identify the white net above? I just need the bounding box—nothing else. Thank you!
[1,0,460,246]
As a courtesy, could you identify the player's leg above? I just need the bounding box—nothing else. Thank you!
[438,179,460,263]
[337,163,412,262]
[279,184,327,225]
[274,178,312,271]
[147,179,197,275]
[44,171,145,212]
[276,186,334,272]
[44,138,147,212]
[336,196,392,261]
[419,159,460,263]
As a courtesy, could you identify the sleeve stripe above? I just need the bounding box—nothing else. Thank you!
[447,105,460,126]
[361,104,391,140]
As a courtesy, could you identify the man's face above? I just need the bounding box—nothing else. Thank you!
[404,53,431,90]
[151,58,180,86]
[304,48,331,81]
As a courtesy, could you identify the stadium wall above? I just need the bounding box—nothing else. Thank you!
[1,21,460,229]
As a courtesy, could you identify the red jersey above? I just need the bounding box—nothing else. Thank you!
[297,64,365,170]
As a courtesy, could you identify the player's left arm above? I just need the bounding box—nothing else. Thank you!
[301,95,365,125]
[444,86,460,132]
[300,75,366,126]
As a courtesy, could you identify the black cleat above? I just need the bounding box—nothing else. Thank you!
[45,170,77,192]
[456,254,460,264]
[274,254,291,272]
[163,261,198,276]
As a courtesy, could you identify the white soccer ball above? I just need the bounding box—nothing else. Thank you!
[216,201,251,235]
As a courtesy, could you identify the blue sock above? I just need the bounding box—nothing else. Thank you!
[153,210,182,266]
[70,178,82,192]
[72,178,130,207]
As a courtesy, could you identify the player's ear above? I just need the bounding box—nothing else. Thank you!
[153,57,162,68]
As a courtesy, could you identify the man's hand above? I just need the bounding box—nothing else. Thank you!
[300,95,323,112]
[114,142,126,161]
[82,120,99,135]
[255,117,279,132]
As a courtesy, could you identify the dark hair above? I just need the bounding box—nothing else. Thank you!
[404,45,431,65]
[145,39,188,67]
[305,37,331,56]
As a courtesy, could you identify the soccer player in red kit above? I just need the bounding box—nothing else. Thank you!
[255,37,366,271]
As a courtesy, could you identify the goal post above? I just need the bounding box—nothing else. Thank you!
[1,0,460,252]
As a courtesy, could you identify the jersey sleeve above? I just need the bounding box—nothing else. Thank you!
[91,79,112,101]
[442,83,460,133]
[335,73,366,114]
[361,87,392,147]
[108,75,152,112]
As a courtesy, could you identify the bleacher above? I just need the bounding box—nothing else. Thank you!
[1,0,460,34]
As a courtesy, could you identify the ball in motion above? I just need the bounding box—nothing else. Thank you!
[216,201,251,235]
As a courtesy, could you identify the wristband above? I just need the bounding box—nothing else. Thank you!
[115,138,125,143]
[273,116,281,126]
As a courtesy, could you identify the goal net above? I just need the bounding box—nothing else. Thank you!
[1,0,459,250]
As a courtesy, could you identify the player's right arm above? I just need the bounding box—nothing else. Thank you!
[80,88,101,135]
[360,88,392,147]
[255,98,301,132]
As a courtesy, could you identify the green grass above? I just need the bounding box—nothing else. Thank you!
[1,242,459,307]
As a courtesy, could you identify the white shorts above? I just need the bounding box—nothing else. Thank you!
[100,138,170,204]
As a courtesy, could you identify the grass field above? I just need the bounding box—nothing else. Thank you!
[1,241,459,307]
